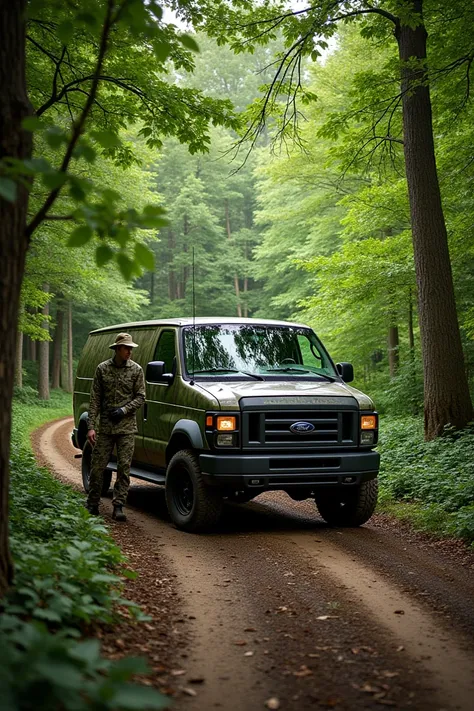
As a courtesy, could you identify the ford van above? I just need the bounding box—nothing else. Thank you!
[72,318,379,531]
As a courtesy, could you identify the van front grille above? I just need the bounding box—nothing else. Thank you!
[241,407,357,449]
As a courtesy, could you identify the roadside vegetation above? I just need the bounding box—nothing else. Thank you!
[1,393,167,710]
[377,417,474,547]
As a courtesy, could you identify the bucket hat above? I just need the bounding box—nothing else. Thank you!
[109,332,139,349]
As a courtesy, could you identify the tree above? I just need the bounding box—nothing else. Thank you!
[191,0,474,439]
[0,0,238,598]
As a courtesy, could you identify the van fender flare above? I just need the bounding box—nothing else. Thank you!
[77,412,89,450]
[168,420,204,450]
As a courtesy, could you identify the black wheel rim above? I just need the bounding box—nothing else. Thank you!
[172,467,194,516]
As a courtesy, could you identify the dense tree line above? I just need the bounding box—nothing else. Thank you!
[2,0,474,596]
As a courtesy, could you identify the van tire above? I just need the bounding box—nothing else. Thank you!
[81,441,112,496]
[166,450,223,532]
[315,479,378,527]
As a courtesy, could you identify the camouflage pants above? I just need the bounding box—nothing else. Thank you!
[87,433,135,507]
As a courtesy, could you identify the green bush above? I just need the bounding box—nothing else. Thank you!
[0,617,168,711]
[1,400,168,710]
[368,359,424,416]
[378,417,474,544]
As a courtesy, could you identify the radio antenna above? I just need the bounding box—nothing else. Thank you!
[190,246,196,386]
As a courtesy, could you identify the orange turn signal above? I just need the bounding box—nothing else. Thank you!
[361,415,377,430]
[217,416,237,431]
[206,416,214,427]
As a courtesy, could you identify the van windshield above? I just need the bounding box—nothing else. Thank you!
[182,324,337,379]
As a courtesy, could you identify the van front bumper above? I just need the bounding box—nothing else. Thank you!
[199,450,379,489]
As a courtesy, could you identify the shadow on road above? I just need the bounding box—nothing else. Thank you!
[122,481,338,536]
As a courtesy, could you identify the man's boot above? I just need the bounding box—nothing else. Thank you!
[112,504,127,522]
[86,502,99,516]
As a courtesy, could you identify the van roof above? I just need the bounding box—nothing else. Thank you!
[90,317,310,334]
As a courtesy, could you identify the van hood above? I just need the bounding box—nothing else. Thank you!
[199,379,374,410]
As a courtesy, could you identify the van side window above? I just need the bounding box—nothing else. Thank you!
[154,330,176,373]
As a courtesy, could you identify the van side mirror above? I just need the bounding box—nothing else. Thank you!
[336,362,354,383]
[146,361,174,384]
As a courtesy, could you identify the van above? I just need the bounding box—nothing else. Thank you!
[72,318,379,531]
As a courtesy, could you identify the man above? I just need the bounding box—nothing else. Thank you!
[86,333,146,521]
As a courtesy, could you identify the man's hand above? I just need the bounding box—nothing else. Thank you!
[87,429,96,446]
[109,407,126,423]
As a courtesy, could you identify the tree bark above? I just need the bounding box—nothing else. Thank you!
[388,325,399,379]
[396,0,473,439]
[51,301,64,390]
[408,288,415,353]
[14,329,23,389]
[168,229,177,300]
[64,300,74,393]
[38,284,50,400]
[225,199,242,317]
[0,0,33,598]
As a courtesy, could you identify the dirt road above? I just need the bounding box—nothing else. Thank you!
[34,418,474,711]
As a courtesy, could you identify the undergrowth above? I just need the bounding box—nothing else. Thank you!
[377,417,474,546]
[0,395,167,710]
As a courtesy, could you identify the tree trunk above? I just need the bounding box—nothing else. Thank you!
[225,199,242,317]
[28,331,37,361]
[0,0,33,598]
[51,302,64,390]
[396,0,473,439]
[65,301,74,393]
[38,284,50,400]
[388,325,399,379]
[408,288,415,353]
[14,329,23,389]
[168,229,177,300]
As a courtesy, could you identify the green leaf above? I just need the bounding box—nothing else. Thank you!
[45,127,68,149]
[22,116,43,132]
[96,244,114,267]
[143,205,167,217]
[0,177,17,202]
[42,171,68,190]
[23,157,51,174]
[109,684,169,710]
[102,188,121,203]
[110,226,130,248]
[69,638,101,665]
[110,656,149,679]
[68,225,93,247]
[33,607,62,623]
[57,20,74,45]
[92,130,122,149]
[117,253,134,280]
[179,34,200,52]
[76,12,99,29]
[134,243,155,271]
[74,143,97,163]
[122,568,138,580]
[153,40,171,63]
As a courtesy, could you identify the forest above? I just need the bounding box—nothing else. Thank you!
[1,1,474,707]
[11,4,473,420]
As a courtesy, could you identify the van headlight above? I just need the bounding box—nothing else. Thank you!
[206,413,239,447]
[360,413,378,446]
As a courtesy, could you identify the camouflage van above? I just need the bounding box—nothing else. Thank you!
[72,318,380,532]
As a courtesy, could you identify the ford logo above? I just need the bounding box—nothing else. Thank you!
[290,421,315,434]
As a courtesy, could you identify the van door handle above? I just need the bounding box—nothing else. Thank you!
[143,403,148,422]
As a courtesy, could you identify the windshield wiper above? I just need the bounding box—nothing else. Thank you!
[193,368,264,381]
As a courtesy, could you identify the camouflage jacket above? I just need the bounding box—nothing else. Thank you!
[87,358,146,434]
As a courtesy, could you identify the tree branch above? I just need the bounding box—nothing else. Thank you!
[26,0,117,240]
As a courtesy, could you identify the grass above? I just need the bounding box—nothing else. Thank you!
[12,388,72,447]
